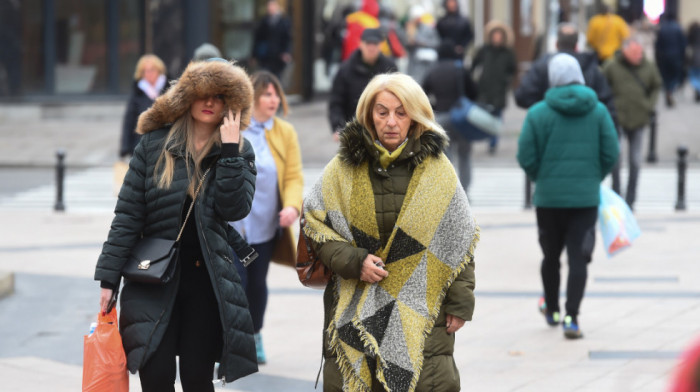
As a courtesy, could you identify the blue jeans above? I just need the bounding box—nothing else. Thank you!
[690,67,700,92]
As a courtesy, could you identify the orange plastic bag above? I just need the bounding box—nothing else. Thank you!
[82,308,129,392]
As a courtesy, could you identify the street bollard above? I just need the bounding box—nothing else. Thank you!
[54,149,66,212]
[524,175,532,209]
[675,145,688,211]
[646,111,658,163]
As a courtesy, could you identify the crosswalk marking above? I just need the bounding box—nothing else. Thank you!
[1,166,698,213]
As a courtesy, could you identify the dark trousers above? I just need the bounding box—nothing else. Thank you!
[234,238,275,332]
[536,207,597,318]
[138,248,223,392]
[611,127,644,208]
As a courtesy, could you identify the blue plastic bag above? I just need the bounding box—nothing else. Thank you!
[598,186,641,257]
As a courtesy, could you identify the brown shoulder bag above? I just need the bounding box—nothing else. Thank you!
[295,210,332,289]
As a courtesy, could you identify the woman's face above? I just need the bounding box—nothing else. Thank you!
[142,60,161,86]
[372,90,411,152]
[190,95,226,128]
[254,83,280,121]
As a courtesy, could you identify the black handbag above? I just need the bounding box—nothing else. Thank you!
[122,167,211,284]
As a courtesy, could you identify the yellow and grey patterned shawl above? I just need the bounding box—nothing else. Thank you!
[303,152,479,392]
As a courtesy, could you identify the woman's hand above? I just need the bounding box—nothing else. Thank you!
[446,314,466,334]
[100,288,114,314]
[279,206,299,228]
[360,254,388,283]
[220,109,241,144]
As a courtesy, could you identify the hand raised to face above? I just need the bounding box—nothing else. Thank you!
[220,109,241,144]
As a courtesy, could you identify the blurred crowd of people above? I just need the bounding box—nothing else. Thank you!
[108,1,700,391]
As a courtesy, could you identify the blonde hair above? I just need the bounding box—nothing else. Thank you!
[355,73,445,140]
[133,54,167,80]
[251,70,289,116]
[154,115,220,197]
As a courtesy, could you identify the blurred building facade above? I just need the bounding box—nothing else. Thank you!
[0,0,698,102]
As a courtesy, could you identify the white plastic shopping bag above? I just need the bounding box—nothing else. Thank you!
[598,186,641,257]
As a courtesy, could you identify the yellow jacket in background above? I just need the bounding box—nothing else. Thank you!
[265,116,303,267]
[586,13,630,61]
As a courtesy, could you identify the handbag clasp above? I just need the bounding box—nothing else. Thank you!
[138,260,151,270]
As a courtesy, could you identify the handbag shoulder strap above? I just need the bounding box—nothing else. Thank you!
[623,63,651,97]
[176,166,211,242]
[454,60,466,97]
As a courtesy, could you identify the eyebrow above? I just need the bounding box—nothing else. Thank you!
[374,103,404,110]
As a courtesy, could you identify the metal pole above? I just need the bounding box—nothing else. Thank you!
[54,149,66,212]
[646,111,657,163]
[524,174,532,209]
[675,145,688,211]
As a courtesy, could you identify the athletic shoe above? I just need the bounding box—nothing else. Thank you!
[254,332,267,364]
[563,315,583,339]
[538,297,560,326]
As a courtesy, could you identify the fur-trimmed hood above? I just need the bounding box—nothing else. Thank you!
[136,60,253,134]
[338,120,447,168]
[485,20,514,47]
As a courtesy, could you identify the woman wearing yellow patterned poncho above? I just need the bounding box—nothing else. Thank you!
[303,73,479,392]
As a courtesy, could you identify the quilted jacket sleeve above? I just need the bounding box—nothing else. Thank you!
[517,111,541,181]
[443,261,476,321]
[94,133,150,287]
[312,240,368,280]
[214,138,257,221]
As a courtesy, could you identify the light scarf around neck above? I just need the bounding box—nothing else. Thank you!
[303,152,479,392]
[138,74,166,100]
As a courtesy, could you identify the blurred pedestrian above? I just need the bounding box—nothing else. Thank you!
[515,22,616,124]
[405,5,439,83]
[193,42,222,61]
[306,73,478,391]
[517,53,619,339]
[231,71,303,365]
[341,0,381,61]
[119,54,168,158]
[471,20,517,154]
[603,38,661,210]
[436,0,474,58]
[328,28,397,137]
[252,0,292,79]
[586,4,630,63]
[655,12,687,107]
[423,39,478,194]
[687,22,700,102]
[95,58,259,390]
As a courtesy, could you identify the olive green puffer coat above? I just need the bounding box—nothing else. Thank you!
[94,128,258,382]
[316,122,476,391]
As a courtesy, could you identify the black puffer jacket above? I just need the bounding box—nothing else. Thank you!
[328,49,397,133]
[514,50,617,123]
[95,129,258,381]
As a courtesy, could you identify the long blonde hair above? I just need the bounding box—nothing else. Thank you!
[154,115,220,197]
[355,73,446,140]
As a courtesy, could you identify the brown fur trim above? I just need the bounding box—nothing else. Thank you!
[338,120,447,168]
[136,60,253,134]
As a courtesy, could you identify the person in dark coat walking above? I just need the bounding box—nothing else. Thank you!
[252,0,292,79]
[517,53,619,340]
[655,12,687,107]
[119,54,168,158]
[328,28,397,137]
[422,39,478,194]
[514,22,616,122]
[436,0,474,58]
[471,20,517,154]
[95,58,259,391]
